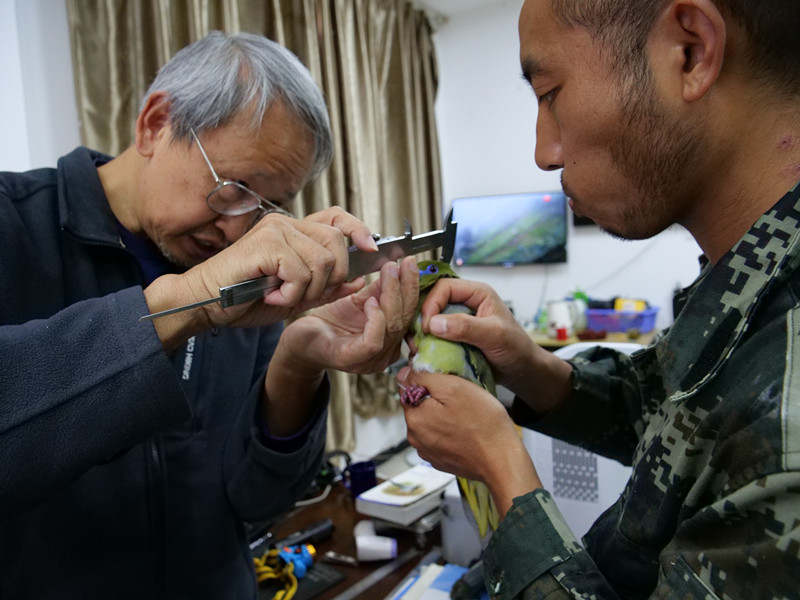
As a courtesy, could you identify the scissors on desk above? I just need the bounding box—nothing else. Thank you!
[140,209,458,321]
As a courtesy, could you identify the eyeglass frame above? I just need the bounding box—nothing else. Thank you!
[190,127,294,220]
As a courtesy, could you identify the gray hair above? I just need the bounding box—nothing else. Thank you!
[141,31,333,181]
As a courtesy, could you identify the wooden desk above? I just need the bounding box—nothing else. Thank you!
[265,483,436,599]
[529,330,656,350]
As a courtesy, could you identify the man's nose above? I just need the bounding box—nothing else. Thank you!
[534,110,563,172]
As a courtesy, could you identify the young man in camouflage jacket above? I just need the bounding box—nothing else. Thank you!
[398,0,800,597]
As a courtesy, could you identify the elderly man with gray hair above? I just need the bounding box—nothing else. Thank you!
[0,31,419,598]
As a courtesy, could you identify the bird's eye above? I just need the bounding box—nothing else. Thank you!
[429,265,438,274]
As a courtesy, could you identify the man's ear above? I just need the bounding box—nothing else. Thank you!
[135,91,172,157]
[653,0,727,103]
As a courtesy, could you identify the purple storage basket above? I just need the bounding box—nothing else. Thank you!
[585,307,658,333]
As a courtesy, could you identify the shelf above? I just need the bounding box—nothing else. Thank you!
[529,330,656,349]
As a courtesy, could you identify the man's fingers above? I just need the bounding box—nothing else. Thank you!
[402,391,449,458]
[260,242,313,307]
[304,206,378,252]
[425,311,505,351]
[359,296,386,355]
[330,296,386,368]
[293,219,350,285]
[399,256,420,326]
[400,370,475,405]
[324,279,366,302]
[378,262,404,337]
[421,277,483,309]
[421,279,495,323]
[236,217,332,307]
[293,278,366,315]
[405,332,418,355]
[402,388,439,423]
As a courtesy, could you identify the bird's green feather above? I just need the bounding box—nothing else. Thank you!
[412,261,495,393]
[410,260,500,538]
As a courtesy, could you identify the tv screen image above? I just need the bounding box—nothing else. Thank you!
[451,191,567,266]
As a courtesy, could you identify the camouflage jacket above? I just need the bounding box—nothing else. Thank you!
[484,182,800,600]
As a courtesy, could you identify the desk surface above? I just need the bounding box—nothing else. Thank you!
[266,484,435,599]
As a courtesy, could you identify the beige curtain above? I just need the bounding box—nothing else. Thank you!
[66,0,443,451]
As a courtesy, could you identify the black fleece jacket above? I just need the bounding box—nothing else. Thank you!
[0,148,327,599]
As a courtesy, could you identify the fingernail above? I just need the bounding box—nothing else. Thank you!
[387,262,399,278]
[369,236,379,251]
[430,315,447,335]
[366,296,379,309]
[397,366,410,383]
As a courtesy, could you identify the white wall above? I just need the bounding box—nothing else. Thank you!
[16,0,81,169]
[2,0,81,173]
[1,1,33,172]
[434,0,702,329]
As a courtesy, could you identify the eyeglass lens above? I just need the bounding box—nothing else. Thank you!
[208,181,261,216]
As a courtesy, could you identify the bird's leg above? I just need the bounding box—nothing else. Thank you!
[398,384,430,407]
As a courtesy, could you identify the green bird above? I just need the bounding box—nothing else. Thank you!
[400,259,500,539]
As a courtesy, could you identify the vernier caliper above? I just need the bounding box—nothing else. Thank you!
[140,209,457,321]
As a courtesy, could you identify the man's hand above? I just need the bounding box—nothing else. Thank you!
[273,256,419,375]
[261,256,418,437]
[398,368,542,518]
[194,207,378,326]
[418,278,573,414]
[144,207,378,350]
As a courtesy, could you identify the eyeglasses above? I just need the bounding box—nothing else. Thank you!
[190,127,294,220]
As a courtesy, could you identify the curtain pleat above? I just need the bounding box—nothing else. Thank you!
[66,0,442,451]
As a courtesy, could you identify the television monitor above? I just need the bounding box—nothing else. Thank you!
[451,191,567,266]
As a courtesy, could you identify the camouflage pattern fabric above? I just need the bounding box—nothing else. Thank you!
[484,181,800,599]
